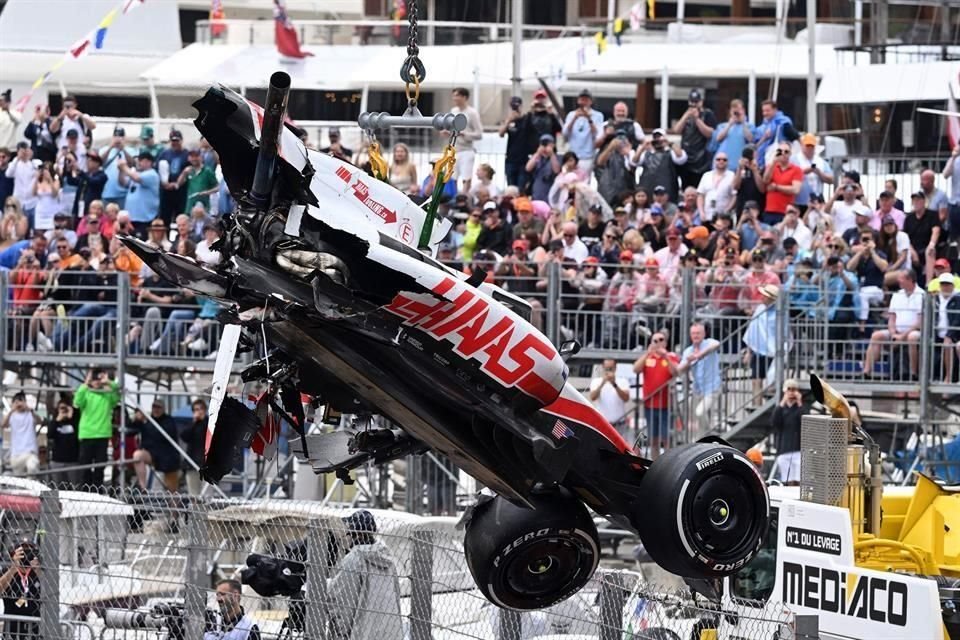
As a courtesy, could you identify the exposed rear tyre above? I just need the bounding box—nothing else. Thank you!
[464,490,600,610]
[636,442,769,579]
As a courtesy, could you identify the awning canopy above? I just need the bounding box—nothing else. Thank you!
[816,61,960,104]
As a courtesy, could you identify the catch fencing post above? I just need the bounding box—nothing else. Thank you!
[305,518,331,639]
[678,268,694,444]
[499,609,522,640]
[116,272,130,490]
[183,501,209,639]
[775,290,788,399]
[409,530,434,640]
[39,489,61,640]
[545,260,560,345]
[598,571,626,640]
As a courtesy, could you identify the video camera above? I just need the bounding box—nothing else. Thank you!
[102,602,217,640]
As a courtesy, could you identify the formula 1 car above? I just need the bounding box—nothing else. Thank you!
[122,73,769,611]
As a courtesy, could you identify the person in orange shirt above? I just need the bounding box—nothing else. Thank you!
[112,241,144,287]
[633,332,679,458]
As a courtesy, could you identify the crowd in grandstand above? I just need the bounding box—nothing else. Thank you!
[2,85,960,479]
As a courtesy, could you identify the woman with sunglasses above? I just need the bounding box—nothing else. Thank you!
[877,215,911,288]
[0,196,28,250]
[589,224,622,276]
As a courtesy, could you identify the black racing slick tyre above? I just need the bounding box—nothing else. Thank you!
[464,491,600,610]
[636,442,769,580]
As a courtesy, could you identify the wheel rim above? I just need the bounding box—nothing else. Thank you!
[688,471,759,559]
[502,537,587,598]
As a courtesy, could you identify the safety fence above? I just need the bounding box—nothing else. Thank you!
[0,482,799,640]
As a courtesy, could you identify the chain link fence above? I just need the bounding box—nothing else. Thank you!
[0,481,798,640]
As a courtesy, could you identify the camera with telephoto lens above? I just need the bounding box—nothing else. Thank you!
[102,602,216,640]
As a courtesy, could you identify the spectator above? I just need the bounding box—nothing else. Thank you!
[634,332,678,459]
[864,270,925,378]
[918,168,949,217]
[770,379,805,483]
[178,148,219,214]
[761,142,802,225]
[877,215,911,288]
[318,126,352,163]
[74,153,107,216]
[563,89,605,173]
[847,230,888,329]
[0,232,45,271]
[0,147,15,204]
[560,221,589,264]
[671,89,716,189]
[778,204,812,251]
[684,225,711,259]
[880,179,905,212]
[99,127,134,208]
[841,208,874,248]
[58,150,82,215]
[755,99,794,169]
[382,144,417,198]
[740,249,781,312]
[49,95,96,150]
[588,359,630,437]
[634,129,687,203]
[511,197,543,240]
[207,579,262,640]
[328,511,402,640]
[132,402,181,493]
[589,224,622,269]
[59,129,87,173]
[818,256,861,344]
[935,274,960,382]
[525,134,560,202]
[31,163,60,232]
[792,133,833,209]
[447,87,483,193]
[158,129,189,225]
[599,101,645,151]
[928,258,960,294]
[5,143,40,219]
[119,151,161,235]
[903,190,942,278]
[475,206,510,256]
[635,257,670,313]
[713,98,756,162]
[135,125,164,163]
[0,89,21,149]
[47,400,80,488]
[653,227,688,282]
[944,144,960,240]
[732,146,765,215]
[498,95,530,189]
[196,223,222,266]
[578,204,606,246]
[595,133,634,207]
[0,542,41,640]
[695,152,735,222]
[743,284,781,405]
[73,368,121,487]
[871,189,905,231]
[145,218,172,252]
[678,322,722,437]
[23,105,57,164]
[829,183,871,239]
[2,391,39,476]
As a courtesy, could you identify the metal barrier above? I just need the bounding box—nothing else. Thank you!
[0,482,796,639]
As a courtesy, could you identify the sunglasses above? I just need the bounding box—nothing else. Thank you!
[563,233,575,238]
[775,149,789,156]
[861,237,872,243]
[826,244,836,248]
[715,157,728,162]
[652,337,665,343]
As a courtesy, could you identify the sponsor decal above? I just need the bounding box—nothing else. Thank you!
[398,218,414,243]
[785,526,842,556]
[782,561,908,627]
[334,166,398,224]
[495,528,552,566]
[695,452,724,471]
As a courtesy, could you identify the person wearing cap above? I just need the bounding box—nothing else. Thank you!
[864,269,926,379]
[944,143,960,241]
[652,227,688,282]
[563,88,605,173]
[635,130,687,203]
[59,129,87,175]
[98,126,134,208]
[23,104,57,164]
[573,255,608,343]
[760,141,802,225]
[840,205,874,248]
[196,222,222,267]
[158,129,189,224]
[525,133,560,202]
[129,401,182,493]
[755,99,795,170]
[848,229,889,328]
[511,197,543,240]
[828,181,871,239]
[636,256,670,313]
[499,90,562,188]
[319,126,353,163]
[695,149,735,222]
[50,95,96,151]
[770,379,806,483]
[135,125,163,165]
[685,225,710,252]
[43,211,78,249]
[576,203,606,246]
[497,239,537,295]
[792,132,833,209]
[73,153,107,216]
[933,272,960,382]
[0,88,21,150]
[595,128,636,208]
[474,202,510,256]
[328,510,402,640]
[871,189,905,233]
[118,151,161,236]
[904,188,943,277]
[633,332,679,459]
[927,258,959,293]
[445,87,483,193]
[713,98,756,163]
[0,540,43,640]
[177,147,219,215]
[671,88,717,190]
[5,142,41,216]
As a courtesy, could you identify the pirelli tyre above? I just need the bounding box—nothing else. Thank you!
[464,490,600,610]
[636,442,769,579]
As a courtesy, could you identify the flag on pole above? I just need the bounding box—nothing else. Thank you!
[69,33,94,59]
[121,0,145,14]
[94,9,119,49]
[274,0,313,58]
[948,73,960,150]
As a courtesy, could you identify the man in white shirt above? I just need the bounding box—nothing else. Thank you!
[864,269,925,378]
[777,204,813,251]
[560,221,589,264]
[653,227,689,282]
[829,183,871,239]
[792,132,833,208]
[4,142,40,213]
[446,87,483,193]
[588,359,631,437]
[0,90,21,150]
[49,95,96,150]
[695,152,735,222]
[2,392,40,475]
[563,89,605,174]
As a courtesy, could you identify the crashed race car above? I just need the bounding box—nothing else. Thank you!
[122,72,769,611]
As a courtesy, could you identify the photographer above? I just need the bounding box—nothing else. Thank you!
[0,543,41,640]
[74,367,121,488]
[671,89,717,190]
[204,579,260,640]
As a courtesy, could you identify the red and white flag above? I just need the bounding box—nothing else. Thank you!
[274,0,312,59]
